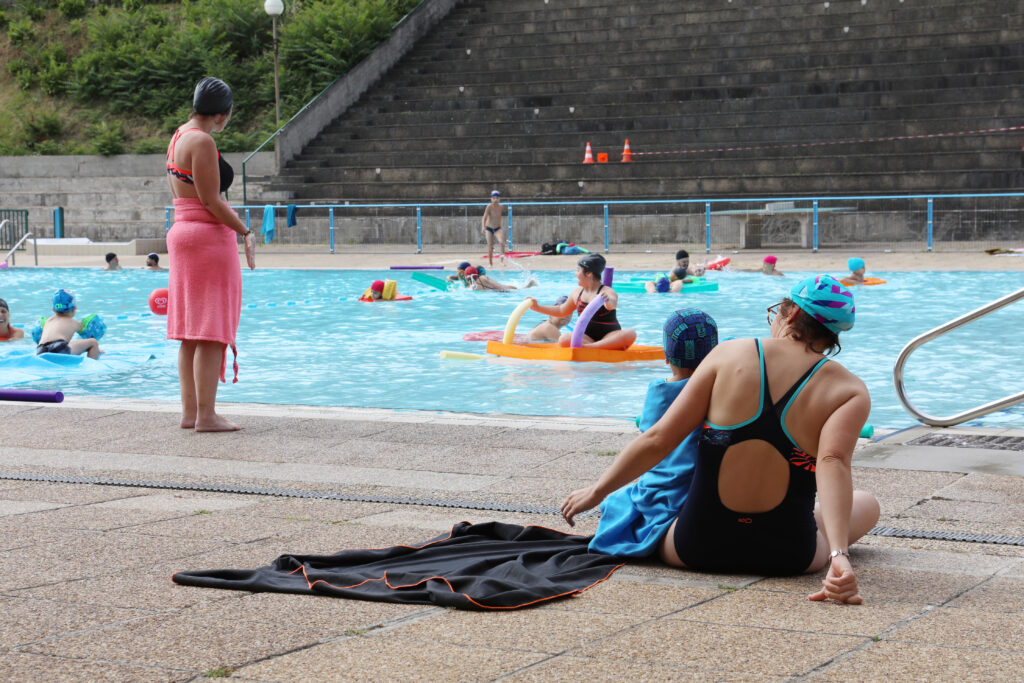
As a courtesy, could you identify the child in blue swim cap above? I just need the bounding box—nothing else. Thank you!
[846,257,866,284]
[35,289,104,358]
[589,308,719,556]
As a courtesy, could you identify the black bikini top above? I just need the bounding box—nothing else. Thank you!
[166,128,234,194]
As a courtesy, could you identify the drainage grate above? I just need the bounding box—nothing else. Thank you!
[906,434,1024,451]
[3,473,1023,546]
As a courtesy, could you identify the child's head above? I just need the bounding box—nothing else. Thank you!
[675,249,689,268]
[762,255,778,273]
[664,308,718,372]
[550,295,572,326]
[576,253,606,282]
[457,261,471,273]
[105,252,118,266]
[848,257,866,276]
[464,266,480,279]
[369,280,385,300]
[654,276,671,293]
[490,190,501,203]
[146,252,160,267]
[0,298,9,323]
[52,289,76,315]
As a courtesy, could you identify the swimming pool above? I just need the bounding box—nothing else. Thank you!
[2,267,1022,429]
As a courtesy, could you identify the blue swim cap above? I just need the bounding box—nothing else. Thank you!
[664,308,718,369]
[789,275,855,334]
[52,289,76,313]
[457,261,471,271]
[655,276,671,293]
[848,257,865,271]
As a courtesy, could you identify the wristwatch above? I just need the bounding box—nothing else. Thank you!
[828,549,850,563]
[242,229,253,237]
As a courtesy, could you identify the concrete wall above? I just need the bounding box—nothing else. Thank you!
[274,0,467,170]
[0,152,277,179]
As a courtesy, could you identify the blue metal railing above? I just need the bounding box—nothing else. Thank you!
[165,191,1024,254]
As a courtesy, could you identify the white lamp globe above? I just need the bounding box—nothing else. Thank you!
[264,0,284,17]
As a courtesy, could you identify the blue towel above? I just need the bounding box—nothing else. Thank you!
[261,205,276,243]
[286,204,298,227]
[588,378,700,557]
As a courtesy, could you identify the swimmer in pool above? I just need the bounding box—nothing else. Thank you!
[481,190,506,266]
[368,280,386,300]
[528,254,637,350]
[645,266,694,293]
[846,257,866,284]
[447,261,472,286]
[742,255,785,276]
[0,298,25,341]
[35,290,103,359]
[144,252,166,271]
[464,265,537,291]
[527,295,573,341]
[675,249,695,276]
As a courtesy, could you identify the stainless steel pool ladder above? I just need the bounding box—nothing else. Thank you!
[893,286,1024,427]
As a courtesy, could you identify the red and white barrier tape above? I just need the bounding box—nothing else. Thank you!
[633,125,1024,157]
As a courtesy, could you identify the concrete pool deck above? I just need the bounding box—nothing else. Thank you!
[3,249,1023,679]
[0,398,1022,681]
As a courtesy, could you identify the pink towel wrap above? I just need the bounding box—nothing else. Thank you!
[166,197,242,382]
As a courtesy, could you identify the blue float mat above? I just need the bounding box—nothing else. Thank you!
[0,349,157,386]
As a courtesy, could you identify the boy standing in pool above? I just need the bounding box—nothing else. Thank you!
[481,190,506,266]
[35,290,103,358]
[588,308,718,556]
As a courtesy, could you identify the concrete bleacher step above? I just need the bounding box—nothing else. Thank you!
[261,0,1024,205]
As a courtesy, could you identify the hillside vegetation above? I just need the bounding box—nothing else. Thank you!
[0,0,420,156]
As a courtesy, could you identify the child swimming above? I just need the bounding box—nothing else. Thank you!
[35,290,103,358]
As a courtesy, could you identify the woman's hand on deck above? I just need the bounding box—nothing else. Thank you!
[809,555,863,605]
[561,485,602,527]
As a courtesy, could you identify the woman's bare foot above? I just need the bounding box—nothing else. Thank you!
[194,415,242,432]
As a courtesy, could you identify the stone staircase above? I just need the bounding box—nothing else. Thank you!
[256,0,1024,204]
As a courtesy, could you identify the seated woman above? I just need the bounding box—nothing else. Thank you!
[562,275,879,604]
[528,254,637,350]
[527,296,572,341]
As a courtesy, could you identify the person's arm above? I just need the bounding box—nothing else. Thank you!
[809,385,870,604]
[481,206,488,231]
[190,133,256,270]
[601,288,619,310]
[561,356,718,525]
[530,291,577,317]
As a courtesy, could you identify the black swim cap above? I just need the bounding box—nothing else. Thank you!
[577,253,606,278]
[0,298,8,311]
[675,249,689,260]
[193,77,233,116]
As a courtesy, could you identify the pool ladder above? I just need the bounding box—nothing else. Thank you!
[894,286,1024,427]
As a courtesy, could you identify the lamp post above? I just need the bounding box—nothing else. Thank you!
[264,0,284,127]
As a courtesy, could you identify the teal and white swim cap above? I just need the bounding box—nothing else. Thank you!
[789,275,854,334]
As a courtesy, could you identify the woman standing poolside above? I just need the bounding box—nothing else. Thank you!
[562,275,880,604]
[165,77,256,432]
[528,254,637,350]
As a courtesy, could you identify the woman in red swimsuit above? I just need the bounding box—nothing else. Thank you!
[165,77,256,432]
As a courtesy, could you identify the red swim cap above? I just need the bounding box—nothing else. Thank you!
[763,255,778,264]
[370,280,385,292]
[464,266,479,277]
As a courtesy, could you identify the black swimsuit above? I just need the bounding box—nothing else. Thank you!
[672,339,828,576]
[575,285,621,341]
[166,128,234,194]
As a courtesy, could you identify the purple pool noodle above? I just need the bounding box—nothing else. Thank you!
[0,389,64,403]
[570,294,606,348]
[602,266,614,286]
[390,266,444,270]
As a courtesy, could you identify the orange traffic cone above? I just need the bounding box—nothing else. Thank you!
[621,139,632,163]
[582,141,594,164]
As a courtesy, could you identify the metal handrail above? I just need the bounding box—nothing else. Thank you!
[893,287,1024,427]
[1,230,37,266]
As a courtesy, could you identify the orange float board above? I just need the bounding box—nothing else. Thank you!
[485,341,664,363]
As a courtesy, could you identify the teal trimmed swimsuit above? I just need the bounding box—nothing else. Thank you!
[672,339,829,575]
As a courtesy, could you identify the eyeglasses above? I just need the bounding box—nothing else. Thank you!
[766,303,782,324]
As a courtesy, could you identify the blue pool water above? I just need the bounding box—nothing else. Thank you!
[1,267,1022,429]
